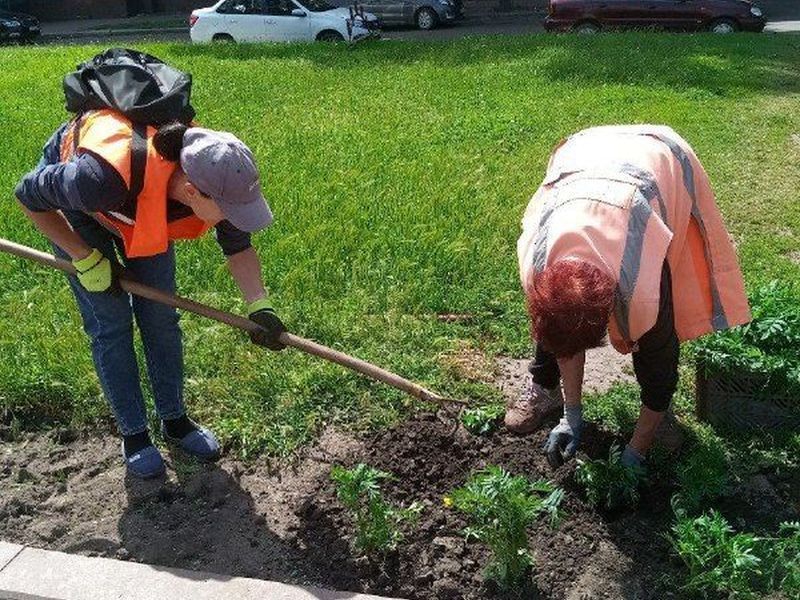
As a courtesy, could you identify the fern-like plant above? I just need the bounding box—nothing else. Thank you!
[669,510,763,599]
[331,463,421,556]
[447,466,564,590]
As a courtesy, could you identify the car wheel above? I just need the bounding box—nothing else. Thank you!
[573,20,600,34]
[708,18,738,33]
[415,7,438,30]
[317,30,345,42]
[212,33,235,43]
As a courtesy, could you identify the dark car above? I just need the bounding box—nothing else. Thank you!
[330,0,462,29]
[544,0,766,33]
[0,9,41,43]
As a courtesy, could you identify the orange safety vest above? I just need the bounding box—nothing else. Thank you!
[518,125,751,354]
[59,109,212,258]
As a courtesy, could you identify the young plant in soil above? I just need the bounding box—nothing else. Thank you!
[575,444,646,511]
[669,510,764,598]
[447,466,564,590]
[460,403,505,435]
[330,463,422,556]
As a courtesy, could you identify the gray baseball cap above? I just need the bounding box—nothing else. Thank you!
[180,127,273,233]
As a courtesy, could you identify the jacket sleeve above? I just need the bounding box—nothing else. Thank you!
[15,139,128,215]
[215,220,253,257]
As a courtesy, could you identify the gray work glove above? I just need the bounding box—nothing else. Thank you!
[543,405,583,468]
[621,444,645,469]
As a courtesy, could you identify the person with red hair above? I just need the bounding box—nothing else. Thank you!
[506,125,751,471]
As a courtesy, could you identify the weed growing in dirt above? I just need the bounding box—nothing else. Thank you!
[331,463,421,556]
[575,444,645,511]
[460,404,505,435]
[448,466,563,590]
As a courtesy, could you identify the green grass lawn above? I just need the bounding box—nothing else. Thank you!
[0,34,798,459]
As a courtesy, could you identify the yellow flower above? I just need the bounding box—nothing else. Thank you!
[443,496,454,508]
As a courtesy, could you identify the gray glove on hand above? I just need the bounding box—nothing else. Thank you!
[544,405,583,468]
[621,444,645,469]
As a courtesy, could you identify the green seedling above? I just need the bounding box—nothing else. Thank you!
[575,444,645,511]
[330,463,421,556]
[461,403,505,435]
[447,466,563,590]
[669,510,763,599]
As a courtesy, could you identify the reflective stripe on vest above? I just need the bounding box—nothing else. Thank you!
[642,132,729,330]
[60,110,212,258]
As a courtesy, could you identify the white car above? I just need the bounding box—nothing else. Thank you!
[190,0,380,43]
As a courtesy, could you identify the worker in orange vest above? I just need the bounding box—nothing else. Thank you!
[507,125,751,471]
[16,110,284,479]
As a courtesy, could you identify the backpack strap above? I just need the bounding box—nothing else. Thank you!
[128,122,148,204]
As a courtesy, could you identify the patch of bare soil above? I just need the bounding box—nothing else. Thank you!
[495,344,636,401]
[1,347,795,599]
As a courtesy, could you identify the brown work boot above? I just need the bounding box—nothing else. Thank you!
[505,376,564,434]
[654,409,685,452]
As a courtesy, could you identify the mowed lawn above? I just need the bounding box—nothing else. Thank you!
[0,35,798,458]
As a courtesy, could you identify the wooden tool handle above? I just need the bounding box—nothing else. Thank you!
[0,238,465,406]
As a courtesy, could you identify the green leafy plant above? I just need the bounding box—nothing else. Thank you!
[330,463,422,556]
[461,403,505,435]
[669,510,763,599]
[447,466,564,590]
[767,521,800,595]
[672,424,729,515]
[575,444,646,511]
[693,281,800,400]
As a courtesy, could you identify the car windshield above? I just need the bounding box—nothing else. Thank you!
[298,0,335,11]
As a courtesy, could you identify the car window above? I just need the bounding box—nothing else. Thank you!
[265,0,299,15]
[217,0,267,14]
[298,0,335,11]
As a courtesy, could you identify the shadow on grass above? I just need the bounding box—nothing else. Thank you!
[166,33,800,96]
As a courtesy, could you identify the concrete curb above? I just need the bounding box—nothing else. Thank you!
[41,27,187,40]
[0,541,402,600]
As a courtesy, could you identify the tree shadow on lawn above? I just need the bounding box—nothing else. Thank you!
[168,34,800,97]
[116,458,362,596]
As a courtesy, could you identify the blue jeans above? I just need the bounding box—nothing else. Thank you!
[53,211,186,436]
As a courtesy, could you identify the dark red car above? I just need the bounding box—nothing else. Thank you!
[545,0,766,33]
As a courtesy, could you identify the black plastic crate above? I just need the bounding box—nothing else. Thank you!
[695,364,800,431]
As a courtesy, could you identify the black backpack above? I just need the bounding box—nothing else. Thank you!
[62,48,196,203]
[63,48,195,125]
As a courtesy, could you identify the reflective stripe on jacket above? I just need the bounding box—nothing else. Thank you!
[59,109,212,258]
[517,125,751,353]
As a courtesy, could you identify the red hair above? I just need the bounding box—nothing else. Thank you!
[526,259,615,358]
